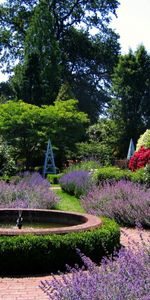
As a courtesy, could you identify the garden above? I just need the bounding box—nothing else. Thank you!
[0,130,150,299]
[0,0,150,298]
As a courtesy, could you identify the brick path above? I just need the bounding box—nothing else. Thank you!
[0,228,149,300]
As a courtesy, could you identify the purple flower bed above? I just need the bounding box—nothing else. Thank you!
[0,172,59,209]
[81,180,150,227]
[40,233,150,300]
[59,170,93,197]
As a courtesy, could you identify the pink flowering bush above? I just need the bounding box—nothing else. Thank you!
[129,146,150,171]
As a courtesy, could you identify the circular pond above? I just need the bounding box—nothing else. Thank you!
[0,208,102,235]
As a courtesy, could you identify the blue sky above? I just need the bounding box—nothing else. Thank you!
[0,0,150,81]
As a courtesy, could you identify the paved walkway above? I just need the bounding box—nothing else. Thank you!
[0,228,149,300]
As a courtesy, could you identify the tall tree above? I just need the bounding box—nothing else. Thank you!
[0,0,120,120]
[110,45,150,156]
[11,2,61,104]
[0,0,119,70]
[60,27,119,120]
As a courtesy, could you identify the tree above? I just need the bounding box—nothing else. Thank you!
[56,82,75,101]
[0,81,14,103]
[0,101,44,169]
[0,99,89,169]
[0,0,119,70]
[110,45,150,157]
[0,136,16,176]
[0,0,120,120]
[41,99,89,166]
[76,118,122,164]
[60,27,120,121]
[11,2,61,105]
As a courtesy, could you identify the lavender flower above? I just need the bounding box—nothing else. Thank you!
[59,170,93,197]
[40,232,150,300]
[0,172,59,209]
[81,180,150,227]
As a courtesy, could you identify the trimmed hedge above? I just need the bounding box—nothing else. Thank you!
[47,173,62,184]
[94,166,145,184]
[0,218,120,275]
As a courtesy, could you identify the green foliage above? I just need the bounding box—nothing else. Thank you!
[94,166,128,182]
[111,45,150,157]
[12,2,61,105]
[0,218,120,275]
[77,118,123,163]
[64,160,100,173]
[127,168,145,184]
[0,0,120,120]
[0,99,89,169]
[144,164,150,186]
[61,27,120,121]
[77,142,113,165]
[46,174,62,185]
[0,0,119,71]
[0,100,43,169]
[94,166,145,184]
[0,82,14,103]
[42,99,89,167]
[0,136,16,176]
[56,82,75,101]
[136,129,150,150]
[55,189,85,213]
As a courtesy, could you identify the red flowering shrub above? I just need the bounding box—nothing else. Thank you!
[129,146,150,171]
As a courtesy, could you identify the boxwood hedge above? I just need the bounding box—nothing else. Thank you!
[94,166,145,184]
[0,218,120,275]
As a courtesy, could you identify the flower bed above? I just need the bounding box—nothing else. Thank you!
[59,170,94,197]
[0,172,59,209]
[81,180,150,227]
[40,232,150,300]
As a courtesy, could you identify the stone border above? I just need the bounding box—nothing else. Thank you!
[0,208,102,235]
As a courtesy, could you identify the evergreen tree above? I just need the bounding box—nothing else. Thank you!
[56,82,75,101]
[111,45,150,156]
[0,0,120,120]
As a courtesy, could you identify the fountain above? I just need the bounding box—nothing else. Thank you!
[0,209,120,276]
[0,208,102,236]
[16,210,23,229]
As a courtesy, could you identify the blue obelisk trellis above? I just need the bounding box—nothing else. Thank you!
[43,139,56,177]
[127,138,135,160]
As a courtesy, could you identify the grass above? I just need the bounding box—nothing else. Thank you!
[54,188,85,213]
[51,184,60,188]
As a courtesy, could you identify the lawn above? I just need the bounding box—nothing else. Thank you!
[54,188,85,213]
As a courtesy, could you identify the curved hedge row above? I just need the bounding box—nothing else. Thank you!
[0,218,120,275]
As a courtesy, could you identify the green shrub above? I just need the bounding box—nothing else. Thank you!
[0,218,120,275]
[0,136,17,176]
[0,174,22,183]
[144,164,150,186]
[94,166,145,184]
[47,173,62,184]
[127,168,145,183]
[136,129,150,150]
[64,160,100,174]
[94,166,129,182]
